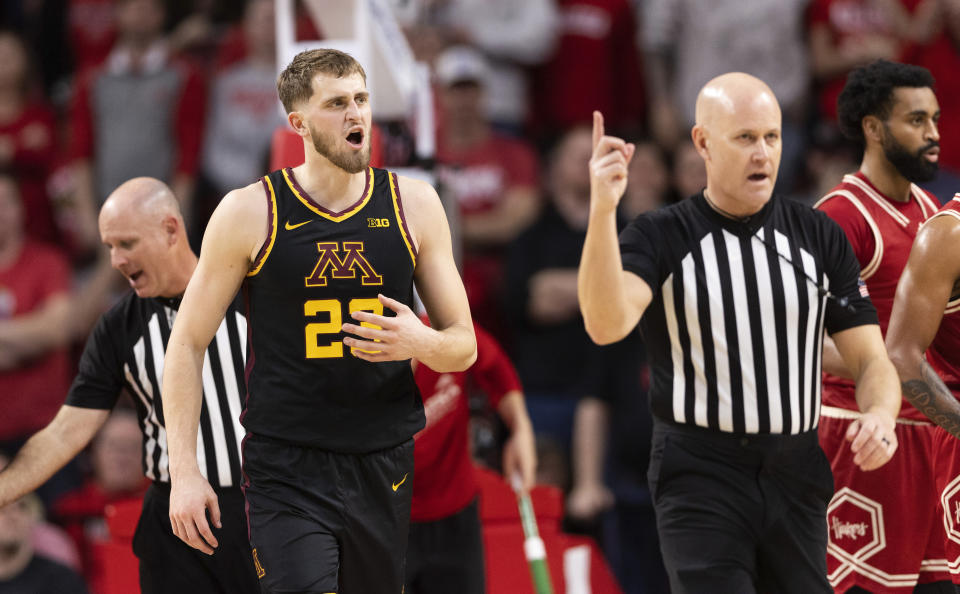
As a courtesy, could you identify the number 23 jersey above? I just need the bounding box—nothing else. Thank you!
[242,166,424,452]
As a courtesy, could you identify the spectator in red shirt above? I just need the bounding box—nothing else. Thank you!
[0,174,71,436]
[434,45,542,340]
[0,173,75,503]
[0,32,60,248]
[900,1,960,182]
[536,0,644,139]
[407,318,536,594]
[67,0,117,74]
[69,0,206,234]
[807,0,938,122]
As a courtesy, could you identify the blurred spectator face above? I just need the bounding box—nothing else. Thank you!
[673,141,708,200]
[0,34,28,93]
[92,412,144,494]
[435,46,489,126]
[806,141,859,203]
[99,203,179,298]
[548,126,593,230]
[440,81,484,125]
[0,176,23,245]
[550,126,593,199]
[115,0,165,40]
[244,0,275,58]
[623,141,668,218]
[0,498,33,557]
[878,87,941,183]
[0,455,35,560]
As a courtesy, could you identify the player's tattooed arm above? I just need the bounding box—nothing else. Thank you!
[887,217,960,440]
[901,361,960,440]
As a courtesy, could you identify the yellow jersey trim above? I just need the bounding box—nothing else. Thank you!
[389,172,417,268]
[248,176,279,277]
[283,167,373,223]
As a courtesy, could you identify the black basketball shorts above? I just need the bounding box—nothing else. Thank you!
[242,434,414,594]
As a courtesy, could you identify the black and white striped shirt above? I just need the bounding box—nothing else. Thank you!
[67,293,247,487]
[620,192,877,435]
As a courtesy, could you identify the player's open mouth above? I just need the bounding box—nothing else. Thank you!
[924,148,939,163]
[346,129,364,148]
[748,173,768,182]
[129,271,143,285]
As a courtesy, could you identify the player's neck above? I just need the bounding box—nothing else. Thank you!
[860,155,911,203]
[294,154,367,211]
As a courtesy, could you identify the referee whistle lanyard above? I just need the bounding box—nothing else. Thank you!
[704,192,856,314]
[750,229,857,314]
[511,473,555,594]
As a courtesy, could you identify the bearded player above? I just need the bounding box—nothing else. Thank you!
[163,49,477,593]
[815,60,948,593]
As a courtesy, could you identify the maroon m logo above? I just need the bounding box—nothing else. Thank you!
[305,241,383,287]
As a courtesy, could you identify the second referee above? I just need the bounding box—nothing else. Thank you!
[578,73,901,594]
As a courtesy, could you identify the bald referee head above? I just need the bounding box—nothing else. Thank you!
[692,72,782,218]
[99,177,198,299]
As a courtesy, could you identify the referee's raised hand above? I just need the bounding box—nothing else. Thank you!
[170,471,221,555]
[589,111,635,212]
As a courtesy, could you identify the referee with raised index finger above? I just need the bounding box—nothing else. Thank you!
[578,73,901,594]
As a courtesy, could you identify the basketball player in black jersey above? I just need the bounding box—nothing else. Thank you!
[162,49,477,593]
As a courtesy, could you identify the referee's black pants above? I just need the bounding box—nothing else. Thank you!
[649,420,834,594]
[134,482,261,594]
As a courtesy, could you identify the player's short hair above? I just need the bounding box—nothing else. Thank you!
[837,60,935,144]
[277,48,367,114]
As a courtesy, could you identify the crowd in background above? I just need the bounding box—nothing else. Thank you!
[2,0,960,592]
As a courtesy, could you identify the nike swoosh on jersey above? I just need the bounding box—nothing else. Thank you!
[392,473,408,492]
[284,219,312,230]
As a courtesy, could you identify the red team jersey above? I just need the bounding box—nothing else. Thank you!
[818,173,953,591]
[816,172,941,420]
[411,323,522,522]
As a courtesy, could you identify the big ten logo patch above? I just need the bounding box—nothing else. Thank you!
[252,548,266,578]
[368,217,390,228]
[305,241,383,287]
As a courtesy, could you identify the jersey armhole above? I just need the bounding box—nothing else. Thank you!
[820,191,882,280]
[247,176,278,277]
[389,172,418,267]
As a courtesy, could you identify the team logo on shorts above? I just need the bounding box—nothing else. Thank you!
[252,548,266,579]
[940,474,960,545]
[826,488,886,586]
